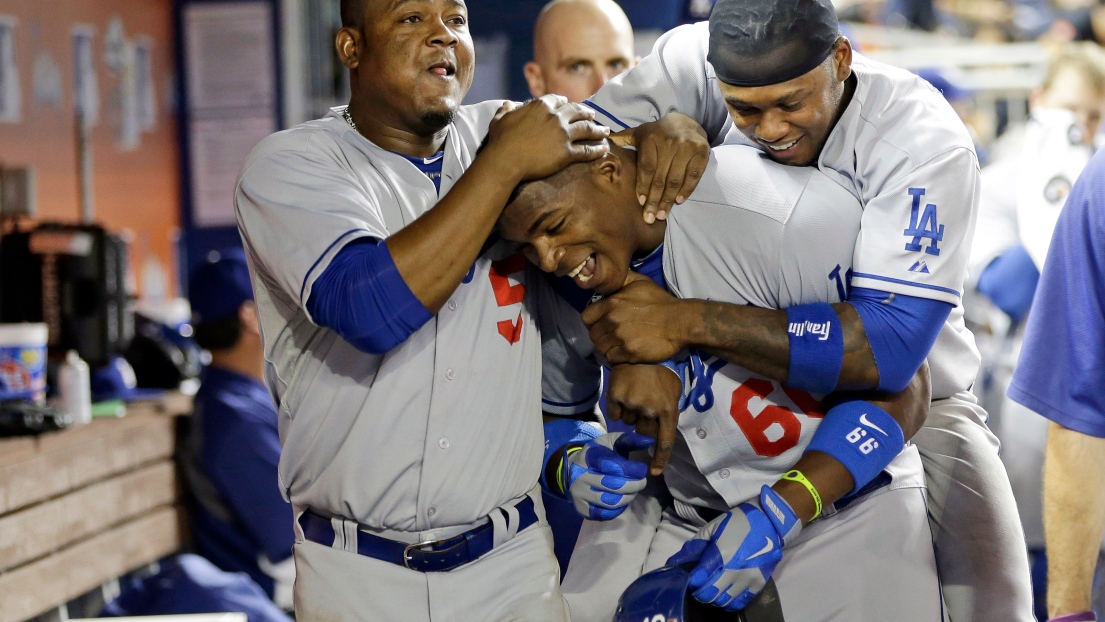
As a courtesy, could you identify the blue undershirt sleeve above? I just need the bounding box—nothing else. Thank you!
[976,243,1040,323]
[306,237,433,355]
[847,287,952,393]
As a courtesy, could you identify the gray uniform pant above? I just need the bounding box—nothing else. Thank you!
[292,504,569,621]
[916,391,1034,621]
[564,446,944,622]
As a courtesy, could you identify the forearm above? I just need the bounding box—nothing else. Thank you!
[1044,422,1105,617]
[680,299,879,390]
[771,451,853,525]
[388,148,524,312]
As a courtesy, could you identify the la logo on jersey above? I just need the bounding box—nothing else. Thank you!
[903,188,944,256]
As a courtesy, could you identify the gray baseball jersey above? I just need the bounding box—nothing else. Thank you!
[656,145,917,509]
[585,22,981,400]
[234,104,599,534]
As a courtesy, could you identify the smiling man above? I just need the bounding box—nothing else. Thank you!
[575,0,1034,617]
[524,0,636,104]
[498,141,943,621]
[233,0,612,619]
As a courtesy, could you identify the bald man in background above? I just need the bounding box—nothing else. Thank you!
[524,0,637,103]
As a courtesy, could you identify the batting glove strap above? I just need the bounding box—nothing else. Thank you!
[806,399,904,495]
[563,432,654,521]
[759,485,802,547]
[540,419,603,496]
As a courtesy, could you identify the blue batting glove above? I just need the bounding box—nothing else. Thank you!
[561,432,654,521]
[666,486,802,611]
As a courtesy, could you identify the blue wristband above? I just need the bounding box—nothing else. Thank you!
[785,303,844,394]
[541,418,603,494]
[806,400,904,495]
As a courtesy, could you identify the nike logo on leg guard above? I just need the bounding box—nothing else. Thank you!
[859,413,888,436]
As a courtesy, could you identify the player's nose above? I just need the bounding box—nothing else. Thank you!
[755,109,790,144]
[531,239,563,273]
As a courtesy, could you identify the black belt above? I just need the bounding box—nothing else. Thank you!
[298,496,538,573]
[695,471,894,523]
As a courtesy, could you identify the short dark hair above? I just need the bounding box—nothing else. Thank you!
[193,313,243,351]
[340,0,365,27]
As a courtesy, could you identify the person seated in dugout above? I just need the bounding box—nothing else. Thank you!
[505,139,944,621]
[180,250,295,610]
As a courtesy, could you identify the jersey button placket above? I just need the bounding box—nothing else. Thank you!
[445,369,455,380]
[696,428,707,439]
[438,438,449,449]
[447,300,457,311]
[719,468,731,479]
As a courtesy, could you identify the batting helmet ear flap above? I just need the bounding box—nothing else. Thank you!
[613,565,785,622]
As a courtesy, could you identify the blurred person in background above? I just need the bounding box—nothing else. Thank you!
[967,42,1105,619]
[1006,148,1105,622]
[524,0,637,103]
[180,250,295,611]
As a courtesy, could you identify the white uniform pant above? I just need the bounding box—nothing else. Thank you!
[563,445,943,622]
[292,510,569,621]
[914,390,1034,621]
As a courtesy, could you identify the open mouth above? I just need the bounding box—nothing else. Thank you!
[428,60,457,77]
[566,253,597,285]
[760,136,801,156]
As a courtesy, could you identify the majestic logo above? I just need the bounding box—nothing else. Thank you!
[788,321,831,341]
[903,188,944,256]
[908,260,930,274]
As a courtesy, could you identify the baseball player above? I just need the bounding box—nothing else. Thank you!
[524,0,637,104]
[500,140,943,621]
[232,0,625,619]
[573,2,1034,618]
[1007,150,1105,622]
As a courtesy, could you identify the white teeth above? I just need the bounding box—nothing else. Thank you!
[577,273,592,283]
[766,139,798,151]
[567,257,589,278]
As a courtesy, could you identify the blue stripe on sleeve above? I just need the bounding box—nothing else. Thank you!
[848,287,952,392]
[306,237,432,355]
[581,100,630,130]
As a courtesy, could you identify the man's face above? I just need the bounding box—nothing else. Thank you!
[525,7,635,102]
[1037,67,1105,143]
[498,178,641,295]
[346,0,474,131]
[718,43,850,167]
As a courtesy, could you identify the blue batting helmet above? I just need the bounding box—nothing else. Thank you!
[613,566,784,622]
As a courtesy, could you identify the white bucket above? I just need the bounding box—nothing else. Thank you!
[0,323,49,400]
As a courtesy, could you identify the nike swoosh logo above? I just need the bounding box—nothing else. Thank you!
[747,536,774,560]
[859,413,887,436]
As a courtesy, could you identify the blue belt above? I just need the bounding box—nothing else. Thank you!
[298,496,538,573]
[695,471,894,523]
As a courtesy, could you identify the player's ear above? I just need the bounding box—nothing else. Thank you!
[336,27,362,69]
[523,62,546,99]
[593,149,622,188]
[832,37,852,83]
[239,301,261,337]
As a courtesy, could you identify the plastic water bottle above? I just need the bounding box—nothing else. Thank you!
[58,350,92,425]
